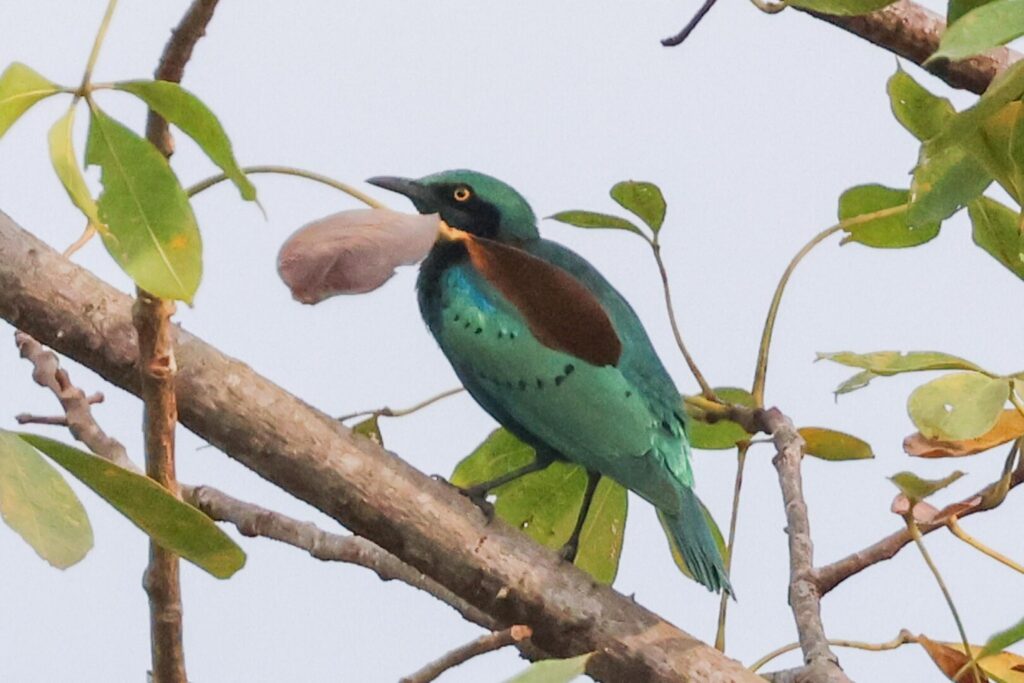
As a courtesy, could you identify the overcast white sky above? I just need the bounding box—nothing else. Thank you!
[1,1,1022,681]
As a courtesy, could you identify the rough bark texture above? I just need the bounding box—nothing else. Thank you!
[0,210,761,682]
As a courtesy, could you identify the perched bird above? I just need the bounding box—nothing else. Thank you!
[367,170,730,594]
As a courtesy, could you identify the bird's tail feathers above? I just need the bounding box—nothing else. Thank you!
[658,486,733,596]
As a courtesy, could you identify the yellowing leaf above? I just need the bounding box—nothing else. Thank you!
[48,107,102,230]
[908,372,1008,440]
[351,415,383,446]
[0,431,92,569]
[799,427,874,461]
[85,105,202,303]
[503,653,593,683]
[818,350,985,375]
[890,470,965,503]
[0,62,58,139]
[904,409,1024,457]
[916,635,988,683]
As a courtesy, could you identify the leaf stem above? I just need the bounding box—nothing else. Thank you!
[751,223,842,406]
[651,240,716,399]
[337,386,464,423]
[748,629,915,672]
[714,441,749,651]
[947,516,1024,575]
[186,165,386,209]
[79,0,119,94]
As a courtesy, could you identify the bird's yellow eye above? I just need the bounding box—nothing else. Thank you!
[453,186,472,202]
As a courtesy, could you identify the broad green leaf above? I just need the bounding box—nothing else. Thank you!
[818,350,985,375]
[610,180,666,233]
[799,427,874,461]
[687,387,755,450]
[968,196,1024,280]
[950,0,1001,25]
[981,617,1024,659]
[834,369,879,396]
[0,431,92,569]
[0,62,58,139]
[85,105,202,303]
[933,0,1024,62]
[887,66,955,141]
[932,60,1024,152]
[351,415,383,446]
[548,210,646,238]
[910,142,992,225]
[114,80,256,201]
[968,100,1024,202]
[890,470,965,503]
[908,372,1008,440]
[904,409,1024,457]
[838,185,939,248]
[573,477,627,584]
[48,107,102,229]
[21,434,245,578]
[659,499,729,583]
[451,428,535,488]
[786,0,897,14]
[503,653,593,683]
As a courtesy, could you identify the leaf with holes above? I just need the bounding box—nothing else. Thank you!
[838,185,939,248]
[21,434,245,578]
[799,427,874,461]
[85,105,202,303]
[503,653,593,683]
[818,350,985,375]
[548,210,645,238]
[115,80,256,201]
[933,0,1024,62]
[0,430,92,569]
[687,387,755,450]
[890,470,965,504]
[908,372,1008,440]
[48,107,102,229]
[610,180,666,233]
[786,0,898,14]
[904,409,1024,457]
[0,62,58,139]
[968,196,1024,281]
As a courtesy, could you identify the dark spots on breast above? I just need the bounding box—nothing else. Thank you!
[661,419,674,434]
[474,327,483,335]
[625,390,633,398]
[505,380,514,390]
[453,314,460,322]
[564,364,575,375]
[554,375,565,386]
[463,321,471,329]
[497,331,504,339]
[509,331,517,339]
[518,380,527,390]
[536,378,544,389]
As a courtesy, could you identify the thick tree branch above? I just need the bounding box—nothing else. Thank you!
[0,212,761,682]
[796,0,1021,95]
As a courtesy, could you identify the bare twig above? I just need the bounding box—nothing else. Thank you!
[715,441,750,652]
[399,625,533,683]
[794,0,1021,95]
[947,516,1024,575]
[186,164,385,208]
[661,0,719,47]
[337,386,464,423]
[752,629,916,674]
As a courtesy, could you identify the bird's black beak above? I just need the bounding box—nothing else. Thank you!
[366,176,438,214]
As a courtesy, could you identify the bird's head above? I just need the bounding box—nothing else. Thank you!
[367,170,539,243]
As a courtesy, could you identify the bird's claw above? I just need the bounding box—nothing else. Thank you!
[458,483,496,523]
[559,540,579,563]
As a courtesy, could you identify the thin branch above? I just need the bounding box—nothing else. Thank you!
[399,625,533,683]
[661,0,719,47]
[947,516,1024,575]
[186,164,386,209]
[337,386,464,423]
[794,0,1021,96]
[79,0,119,93]
[715,441,750,652]
[751,629,916,674]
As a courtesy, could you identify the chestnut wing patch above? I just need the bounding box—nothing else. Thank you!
[465,237,622,367]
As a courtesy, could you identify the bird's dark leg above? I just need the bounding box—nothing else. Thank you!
[560,470,602,562]
[460,458,552,518]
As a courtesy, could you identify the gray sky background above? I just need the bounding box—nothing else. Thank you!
[1,1,1021,681]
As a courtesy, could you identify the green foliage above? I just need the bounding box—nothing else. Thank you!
[0,430,92,569]
[114,80,256,201]
[798,427,874,461]
[48,107,102,229]
[933,0,1024,62]
[838,185,940,248]
[610,180,666,233]
[949,0,1001,25]
[85,104,203,303]
[452,429,627,584]
[980,616,1024,659]
[352,415,384,446]
[503,653,593,683]
[687,387,755,450]
[968,196,1024,280]
[887,66,955,141]
[0,62,58,139]
[910,143,991,225]
[819,350,986,396]
[548,210,645,238]
[890,470,965,503]
[21,434,246,579]
[786,0,898,14]
[907,372,1009,440]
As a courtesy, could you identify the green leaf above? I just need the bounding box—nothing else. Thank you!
[834,369,880,396]
[503,653,593,683]
[908,372,1009,440]
[933,0,1024,62]
[0,62,59,139]
[931,60,1024,153]
[949,0,1000,25]
[799,427,874,461]
[0,431,92,569]
[838,185,939,248]
[887,66,955,141]
[660,498,728,583]
[48,107,102,229]
[85,105,202,303]
[981,616,1024,659]
[114,80,256,201]
[817,350,985,375]
[21,434,245,578]
[573,477,627,585]
[968,196,1024,280]
[909,142,991,225]
[351,415,383,446]
[548,210,646,238]
[786,0,897,14]
[890,470,965,503]
[687,387,755,450]
[610,181,666,233]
